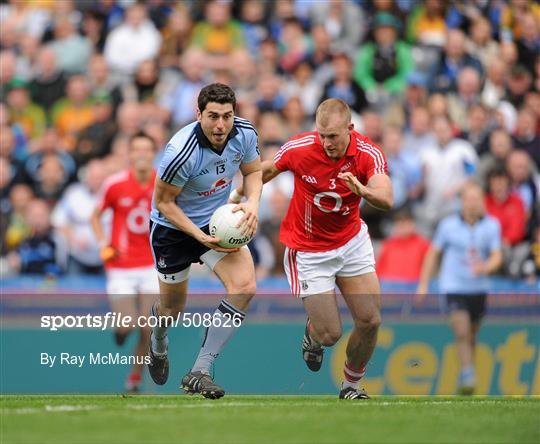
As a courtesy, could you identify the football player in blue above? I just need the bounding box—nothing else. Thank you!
[148,83,262,398]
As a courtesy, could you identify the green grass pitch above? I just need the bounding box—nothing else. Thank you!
[1,395,539,444]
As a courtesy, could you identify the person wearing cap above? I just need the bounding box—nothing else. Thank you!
[353,12,414,107]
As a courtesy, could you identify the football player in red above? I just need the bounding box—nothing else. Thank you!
[91,131,158,393]
[232,99,393,399]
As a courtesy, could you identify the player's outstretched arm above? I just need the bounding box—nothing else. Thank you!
[337,172,393,210]
[415,246,442,304]
[230,159,282,203]
[154,178,239,253]
[90,206,116,262]
[233,158,263,237]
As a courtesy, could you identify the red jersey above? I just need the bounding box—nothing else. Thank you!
[97,169,156,269]
[274,130,388,252]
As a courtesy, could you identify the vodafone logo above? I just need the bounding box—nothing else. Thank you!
[197,178,232,197]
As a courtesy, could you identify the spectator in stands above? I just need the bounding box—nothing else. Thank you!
[376,207,430,283]
[257,112,287,146]
[506,150,539,237]
[466,17,500,69]
[189,0,244,70]
[481,57,508,108]
[52,159,105,274]
[360,109,383,146]
[0,50,17,101]
[512,108,540,168]
[281,96,311,138]
[385,71,429,130]
[159,3,193,69]
[30,47,66,116]
[283,61,321,117]
[416,114,478,235]
[6,79,46,140]
[320,53,367,114]
[228,49,257,101]
[459,103,491,156]
[86,54,123,114]
[48,15,93,75]
[238,0,268,59]
[309,0,365,55]
[500,0,540,43]
[447,67,483,132]
[2,184,33,254]
[429,29,483,94]
[7,198,63,276]
[477,128,514,188]
[276,18,311,74]
[406,0,447,48]
[104,2,162,79]
[51,75,95,151]
[162,49,207,129]
[521,227,540,282]
[354,12,414,107]
[515,11,539,78]
[255,72,286,113]
[74,93,115,167]
[306,25,334,84]
[485,168,527,247]
[401,105,436,155]
[505,65,533,109]
[112,102,143,146]
[382,125,422,209]
[417,183,503,395]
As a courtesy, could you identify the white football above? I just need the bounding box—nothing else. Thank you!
[209,204,253,248]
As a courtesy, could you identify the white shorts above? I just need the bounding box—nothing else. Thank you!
[106,266,160,299]
[284,224,375,298]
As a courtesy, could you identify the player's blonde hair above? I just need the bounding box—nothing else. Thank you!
[315,99,351,127]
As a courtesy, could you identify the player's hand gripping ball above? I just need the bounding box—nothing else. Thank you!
[209,204,254,248]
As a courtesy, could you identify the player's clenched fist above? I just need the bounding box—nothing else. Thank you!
[99,245,116,262]
[337,172,365,196]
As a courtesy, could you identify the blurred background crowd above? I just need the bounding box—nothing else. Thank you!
[0,0,538,284]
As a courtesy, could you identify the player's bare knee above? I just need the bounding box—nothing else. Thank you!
[319,329,342,346]
[355,314,381,333]
[227,280,256,297]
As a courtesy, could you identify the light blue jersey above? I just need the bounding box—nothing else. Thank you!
[433,214,502,294]
[151,117,259,229]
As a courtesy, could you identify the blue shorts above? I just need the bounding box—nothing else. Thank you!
[149,221,211,274]
[445,293,487,321]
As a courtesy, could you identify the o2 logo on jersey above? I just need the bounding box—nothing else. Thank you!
[126,202,150,234]
[313,192,350,216]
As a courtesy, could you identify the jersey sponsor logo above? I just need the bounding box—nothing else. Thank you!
[126,202,150,234]
[194,168,209,177]
[197,178,232,196]
[301,175,318,184]
[119,197,134,207]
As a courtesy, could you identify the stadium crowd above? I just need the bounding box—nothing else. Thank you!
[0,0,539,284]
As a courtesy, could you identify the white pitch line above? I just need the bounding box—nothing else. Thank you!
[1,399,530,415]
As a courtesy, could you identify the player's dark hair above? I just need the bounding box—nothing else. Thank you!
[197,83,236,113]
[129,130,156,150]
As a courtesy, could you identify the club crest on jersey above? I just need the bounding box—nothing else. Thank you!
[301,175,318,184]
[301,281,309,291]
[340,162,352,172]
[231,153,242,163]
[158,257,166,268]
